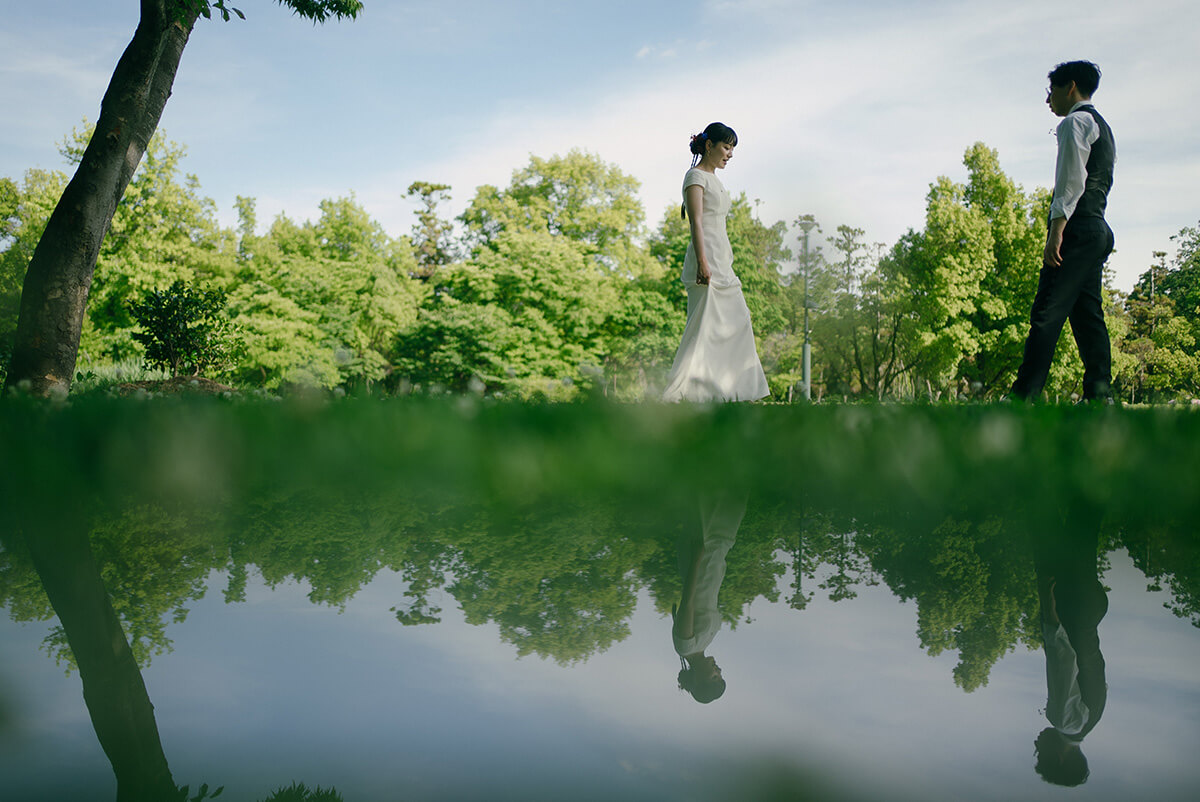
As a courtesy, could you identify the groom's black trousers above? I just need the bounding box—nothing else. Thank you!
[1011,218,1115,401]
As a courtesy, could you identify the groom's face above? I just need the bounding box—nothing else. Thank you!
[1046,82,1075,117]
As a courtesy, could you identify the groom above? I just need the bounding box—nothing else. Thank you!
[1010,61,1116,403]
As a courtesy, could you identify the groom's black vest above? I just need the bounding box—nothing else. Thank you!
[1068,105,1115,224]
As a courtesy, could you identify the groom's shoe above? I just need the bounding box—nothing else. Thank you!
[1077,395,1117,407]
[1080,383,1117,406]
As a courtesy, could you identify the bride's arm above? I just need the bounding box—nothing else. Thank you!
[685,184,711,286]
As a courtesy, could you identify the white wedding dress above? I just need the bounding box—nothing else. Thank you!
[662,167,770,403]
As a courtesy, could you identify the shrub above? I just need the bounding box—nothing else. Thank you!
[129,280,242,377]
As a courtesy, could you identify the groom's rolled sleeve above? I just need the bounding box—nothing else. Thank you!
[1049,112,1098,222]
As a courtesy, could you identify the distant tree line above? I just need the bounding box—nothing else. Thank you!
[3,126,1198,401]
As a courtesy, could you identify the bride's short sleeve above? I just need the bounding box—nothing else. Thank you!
[682,168,706,193]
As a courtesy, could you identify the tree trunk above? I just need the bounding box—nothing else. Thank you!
[25,522,179,801]
[4,1,197,398]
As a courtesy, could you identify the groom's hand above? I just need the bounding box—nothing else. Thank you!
[1043,218,1067,268]
[1043,238,1062,268]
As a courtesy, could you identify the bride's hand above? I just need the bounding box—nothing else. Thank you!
[696,264,711,285]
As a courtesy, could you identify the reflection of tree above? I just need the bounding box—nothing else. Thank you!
[5,485,1196,702]
[23,518,179,800]
[1,504,223,671]
[443,503,658,664]
[6,399,1200,718]
[227,488,422,608]
[226,493,666,664]
[861,514,1040,692]
[784,507,878,609]
[3,484,800,669]
[812,527,878,603]
[1118,522,1200,628]
[768,502,1045,693]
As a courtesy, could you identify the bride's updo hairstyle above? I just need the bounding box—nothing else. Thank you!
[689,121,738,167]
[682,122,738,218]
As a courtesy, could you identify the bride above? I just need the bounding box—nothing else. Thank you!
[661,122,770,403]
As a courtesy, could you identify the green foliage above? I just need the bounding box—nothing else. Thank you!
[890,177,995,391]
[1118,224,1200,401]
[805,224,912,399]
[56,123,242,367]
[454,147,685,403]
[176,781,225,801]
[174,0,362,24]
[0,178,20,348]
[1119,522,1200,627]
[225,280,342,389]
[861,515,1040,691]
[0,177,17,242]
[727,196,792,338]
[178,0,246,22]
[228,196,423,389]
[396,228,612,397]
[129,280,241,377]
[883,144,1054,399]
[403,153,664,397]
[1,168,69,359]
[258,782,343,802]
[599,264,683,399]
[1161,222,1200,318]
[445,502,658,663]
[461,149,646,270]
[406,181,456,276]
[7,121,1196,401]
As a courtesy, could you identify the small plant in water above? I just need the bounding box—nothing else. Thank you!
[260,782,344,802]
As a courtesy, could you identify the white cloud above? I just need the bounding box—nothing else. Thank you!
[345,0,1200,289]
[8,1,1197,292]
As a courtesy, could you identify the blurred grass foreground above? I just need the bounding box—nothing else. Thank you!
[3,396,1198,527]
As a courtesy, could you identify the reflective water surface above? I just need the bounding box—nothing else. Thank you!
[1,400,1198,801]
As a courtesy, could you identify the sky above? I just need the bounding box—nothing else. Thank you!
[3,0,1199,291]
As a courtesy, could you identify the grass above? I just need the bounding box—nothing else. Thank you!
[3,395,1198,527]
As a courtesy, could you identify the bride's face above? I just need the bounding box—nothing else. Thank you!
[705,140,735,170]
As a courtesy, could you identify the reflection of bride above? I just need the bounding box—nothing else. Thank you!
[671,491,747,704]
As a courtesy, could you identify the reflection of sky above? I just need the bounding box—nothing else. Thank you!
[2,550,1198,802]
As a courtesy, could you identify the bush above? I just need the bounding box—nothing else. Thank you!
[129,280,242,377]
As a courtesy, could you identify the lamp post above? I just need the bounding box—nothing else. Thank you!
[794,215,820,401]
[1151,250,1167,336]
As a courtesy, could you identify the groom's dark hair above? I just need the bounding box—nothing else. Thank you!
[1048,61,1101,97]
[1034,727,1090,787]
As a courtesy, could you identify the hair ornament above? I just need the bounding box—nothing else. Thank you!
[688,132,707,168]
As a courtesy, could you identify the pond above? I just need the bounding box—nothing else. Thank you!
[1,399,1198,801]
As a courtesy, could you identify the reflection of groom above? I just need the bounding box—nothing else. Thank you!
[1011,60,1116,403]
[1033,512,1108,786]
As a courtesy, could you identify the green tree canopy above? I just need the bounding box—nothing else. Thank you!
[4,0,362,398]
[460,150,647,274]
[395,228,613,397]
[228,196,423,389]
